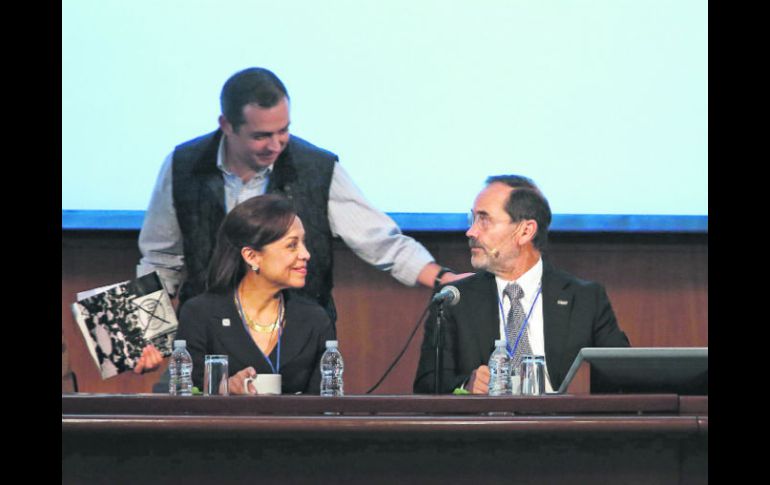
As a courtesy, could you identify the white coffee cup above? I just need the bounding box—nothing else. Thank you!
[243,374,282,395]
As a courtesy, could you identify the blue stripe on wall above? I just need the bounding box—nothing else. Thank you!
[62,210,707,233]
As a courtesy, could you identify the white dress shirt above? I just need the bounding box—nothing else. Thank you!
[137,136,435,296]
[494,258,553,392]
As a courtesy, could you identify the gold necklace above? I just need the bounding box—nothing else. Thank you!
[244,312,278,333]
[235,290,284,334]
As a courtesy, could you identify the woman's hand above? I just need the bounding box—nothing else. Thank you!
[228,366,257,395]
[133,344,164,374]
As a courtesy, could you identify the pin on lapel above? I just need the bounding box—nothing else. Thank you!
[557,299,569,306]
[222,318,231,327]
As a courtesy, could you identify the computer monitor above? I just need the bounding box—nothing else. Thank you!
[556,347,708,395]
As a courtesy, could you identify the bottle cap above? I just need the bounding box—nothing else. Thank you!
[174,340,186,349]
[494,339,505,347]
[325,340,338,348]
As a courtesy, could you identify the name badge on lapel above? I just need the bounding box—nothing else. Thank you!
[556,299,569,306]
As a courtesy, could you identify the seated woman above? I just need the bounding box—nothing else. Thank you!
[176,194,335,394]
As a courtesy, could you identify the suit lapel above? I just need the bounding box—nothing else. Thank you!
[217,291,316,373]
[477,274,501,362]
[277,292,316,367]
[454,272,500,364]
[211,292,267,370]
[541,261,574,385]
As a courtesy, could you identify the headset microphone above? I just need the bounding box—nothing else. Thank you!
[482,242,500,258]
[471,238,500,258]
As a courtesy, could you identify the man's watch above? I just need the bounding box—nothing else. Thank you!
[434,266,454,290]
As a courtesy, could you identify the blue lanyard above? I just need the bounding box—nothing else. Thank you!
[497,283,542,358]
[234,291,283,374]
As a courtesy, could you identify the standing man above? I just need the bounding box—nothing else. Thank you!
[413,175,630,394]
[138,67,465,323]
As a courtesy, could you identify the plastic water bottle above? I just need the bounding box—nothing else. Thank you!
[168,340,193,396]
[488,339,511,396]
[320,340,344,397]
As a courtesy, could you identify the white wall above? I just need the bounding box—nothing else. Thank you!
[62,1,707,225]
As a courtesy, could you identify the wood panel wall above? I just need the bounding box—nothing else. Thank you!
[62,230,707,395]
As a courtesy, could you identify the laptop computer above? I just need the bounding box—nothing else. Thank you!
[556,347,708,395]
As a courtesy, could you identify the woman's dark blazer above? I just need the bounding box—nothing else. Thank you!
[177,289,335,394]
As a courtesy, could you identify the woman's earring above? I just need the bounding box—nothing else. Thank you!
[250,264,260,274]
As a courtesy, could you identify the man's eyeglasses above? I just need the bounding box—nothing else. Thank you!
[467,211,513,231]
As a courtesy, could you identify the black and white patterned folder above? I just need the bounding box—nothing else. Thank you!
[71,272,178,379]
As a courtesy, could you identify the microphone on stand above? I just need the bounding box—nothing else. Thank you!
[431,285,461,394]
[363,285,462,395]
[431,285,461,306]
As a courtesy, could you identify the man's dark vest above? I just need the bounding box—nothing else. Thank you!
[171,130,337,319]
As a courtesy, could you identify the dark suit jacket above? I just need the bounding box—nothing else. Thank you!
[413,261,630,393]
[177,289,335,394]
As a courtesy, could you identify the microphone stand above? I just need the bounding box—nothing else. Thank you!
[433,303,446,394]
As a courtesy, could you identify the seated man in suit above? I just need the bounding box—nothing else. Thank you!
[413,175,630,394]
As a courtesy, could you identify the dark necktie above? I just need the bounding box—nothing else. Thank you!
[504,282,532,374]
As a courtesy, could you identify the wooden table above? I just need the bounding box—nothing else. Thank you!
[62,393,707,484]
